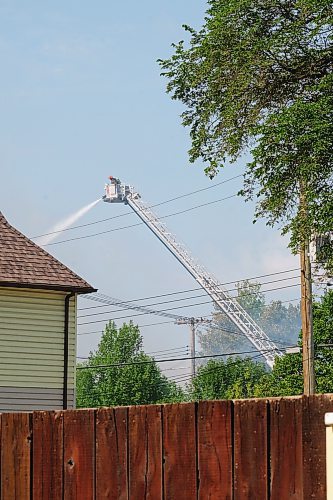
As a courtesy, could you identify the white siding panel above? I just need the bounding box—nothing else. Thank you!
[0,287,77,410]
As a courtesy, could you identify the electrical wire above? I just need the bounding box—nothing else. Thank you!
[167,353,266,385]
[76,345,189,360]
[80,279,300,319]
[77,318,291,351]
[79,347,308,403]
[160,366,190,373]
[77,353,269,401]
[198,324,293,348]
[77,351,190,362]
[79,267,300,311]
[76,348,282,370]
[77,275,299,319]
[77,283,300,325]
[77,346,306,402]
[43,193,238,246]
[78,319,175,336]
[77,297,301,336]
[77,350,276,402]
[32,174,243,239]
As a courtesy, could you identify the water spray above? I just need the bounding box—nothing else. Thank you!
[35,198,101,246]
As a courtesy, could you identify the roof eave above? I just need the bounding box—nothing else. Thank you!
[0,281,97,294]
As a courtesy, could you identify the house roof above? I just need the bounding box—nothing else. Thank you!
[0,212,96,293]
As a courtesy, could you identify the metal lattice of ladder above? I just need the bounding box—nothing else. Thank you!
[103,178,283,368]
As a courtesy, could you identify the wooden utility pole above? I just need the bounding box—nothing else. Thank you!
[190,318,196,380]
[300,185,315,395]
[300,240,315,394]
[175,317,212,381]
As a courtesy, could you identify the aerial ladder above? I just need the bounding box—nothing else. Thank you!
[103,177,283,368]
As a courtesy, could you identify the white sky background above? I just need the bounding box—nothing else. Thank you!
[0,1,299,378]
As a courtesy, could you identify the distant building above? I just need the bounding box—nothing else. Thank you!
[0,212,96,411]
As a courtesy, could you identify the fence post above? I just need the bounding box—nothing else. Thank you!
[325,413,333,499]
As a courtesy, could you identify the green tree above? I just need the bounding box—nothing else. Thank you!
[159,1,333,267]
[255,290,333,396]
[76,321,184,408]
[189,357,267,400]
[197,280,300,358]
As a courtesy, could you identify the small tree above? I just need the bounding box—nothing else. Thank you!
[76,321,184,407]
[189,357,267,400]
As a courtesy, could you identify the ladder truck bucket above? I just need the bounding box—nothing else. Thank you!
[103,177,137,204]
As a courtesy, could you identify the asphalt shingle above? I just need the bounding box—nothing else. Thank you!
[0,212,96,293]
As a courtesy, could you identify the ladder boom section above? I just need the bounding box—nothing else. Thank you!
[126,194,282,368]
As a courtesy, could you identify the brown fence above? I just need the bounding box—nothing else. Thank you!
[0,394,332,499]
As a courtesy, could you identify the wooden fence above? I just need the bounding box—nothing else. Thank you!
[0,394,332,499]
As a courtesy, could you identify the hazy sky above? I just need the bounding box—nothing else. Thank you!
[0,1,299,375]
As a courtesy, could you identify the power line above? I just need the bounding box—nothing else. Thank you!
[79,267,300,311]
[77,283,300,325]
[76,353,269,401]
[167,353,266,385]
[79,350,312,404]
[77,297,301,336]
[160,366,190,373]
[168,351,272,385]
[78,319,175,336]
[78,351,191,363]
[77,318,291,350]
[43,193,238,246]
[179,349,308,385]
[77,275,299,319]
[80,279,300,319]
[198,324,292,348]
[76,301,297,353]
[78,349,307,403]
[76,348,282,370]
[76,345,189,360]
[168,354,268,383]
[32,174,243,239]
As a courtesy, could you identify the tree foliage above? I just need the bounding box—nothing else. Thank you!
[159,0,332,169]
[76,322,184,408]
[255,290,333,396]
[76,292,333,405]
[189,357,267,400]
[159,0,333,264]
[191,291,333,400]
[244,75,333,256]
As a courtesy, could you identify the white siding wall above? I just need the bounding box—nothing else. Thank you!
[0,287,76,411]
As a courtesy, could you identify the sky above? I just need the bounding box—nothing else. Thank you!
[0,1,299,376]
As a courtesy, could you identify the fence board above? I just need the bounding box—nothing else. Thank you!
[0,395,331,499]
[96,407,128,500]
[1,413,32,500]
[234,399,268,500]
[198,400,232,499]
[270,397,303,499]
[32,411,63,500]
[303,394,333,499]
[129,405,162,499]
[64,410,95,500]
[163,403,197,500]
